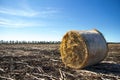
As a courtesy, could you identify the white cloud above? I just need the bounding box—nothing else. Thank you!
[0,2,60,28]
[0,18,46,28]
[0,7,59,17]
[0,6,59,28]
[0,7,39,17]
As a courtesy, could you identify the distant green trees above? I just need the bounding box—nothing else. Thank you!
[0,40,61,44]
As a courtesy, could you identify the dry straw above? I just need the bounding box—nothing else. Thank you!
[60,29,108,69]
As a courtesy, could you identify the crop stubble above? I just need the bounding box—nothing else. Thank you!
[0,43,119,80]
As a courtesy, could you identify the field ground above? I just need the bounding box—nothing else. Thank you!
[0,43,120,80]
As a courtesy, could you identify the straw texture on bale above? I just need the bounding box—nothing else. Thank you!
[60,29,108,69]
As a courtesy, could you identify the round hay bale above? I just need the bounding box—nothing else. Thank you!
[60,29,108,69]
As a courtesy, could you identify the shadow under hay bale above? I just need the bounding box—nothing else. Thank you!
[60,29,108,69]
[85,62,120,76]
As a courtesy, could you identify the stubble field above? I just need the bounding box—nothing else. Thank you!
[0,43,120,80]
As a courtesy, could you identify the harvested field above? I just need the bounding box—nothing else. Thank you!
[0,43,120,80]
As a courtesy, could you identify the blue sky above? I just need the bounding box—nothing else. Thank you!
[0,0,120,42]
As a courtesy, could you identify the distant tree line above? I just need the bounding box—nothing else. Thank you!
[107,42,120,44]
[0,40,61,44]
